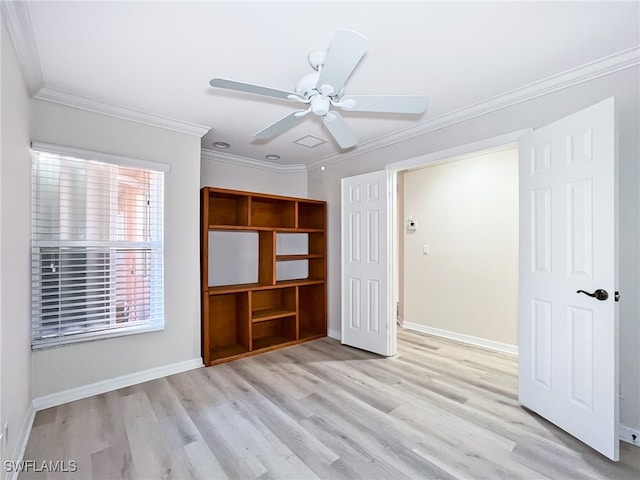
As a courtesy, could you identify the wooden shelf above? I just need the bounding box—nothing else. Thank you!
[274,227,324,233]
[208,282,270,295]
[252,308,296,323]
[210,344,249,361]
[276,254,324,261]
[208,225,323,233]
[201,187,327,366]
[208,224,271,231]
[206,191,248,227]
[299,331,326,342]
[273,278,325,288]
[298,201,326,230]
[252,335,295,350]
[207,279,325,295]
[251,197,295,228]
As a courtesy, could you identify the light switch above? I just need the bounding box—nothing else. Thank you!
[422,244,429,255]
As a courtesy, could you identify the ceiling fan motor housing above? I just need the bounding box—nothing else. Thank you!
[310,96,331,116]
[295,72,320,98]
[307,48,328,71]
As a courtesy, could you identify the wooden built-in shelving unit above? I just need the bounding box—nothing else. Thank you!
[201,187,327,365]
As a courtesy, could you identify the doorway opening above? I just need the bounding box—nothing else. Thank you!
[386,130,529,358]
[397,144,519,355]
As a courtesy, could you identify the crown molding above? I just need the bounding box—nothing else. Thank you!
[307,46,640,171]
[201,148,306,174]
[2,2,209,136]
[5,0,637,166]
[34,86,210,137]
[1,0,44,94]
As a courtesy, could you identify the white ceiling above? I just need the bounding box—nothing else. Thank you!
[6,1,640,167]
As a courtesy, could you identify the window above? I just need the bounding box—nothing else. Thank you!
[31,143,166,349]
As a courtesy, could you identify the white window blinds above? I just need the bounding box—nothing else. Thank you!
[31,146,165,348]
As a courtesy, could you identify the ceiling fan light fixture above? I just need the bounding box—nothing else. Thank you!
[265,154,280,161]
[213,141,230,149]
[311,96,331,116]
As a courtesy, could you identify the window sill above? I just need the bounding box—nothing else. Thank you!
[31,322,165,350]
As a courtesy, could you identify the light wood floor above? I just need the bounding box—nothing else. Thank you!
[21,328,640,479]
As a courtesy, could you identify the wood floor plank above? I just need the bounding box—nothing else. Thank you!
[46,398,93,480]
[166,372,268,479]
[19,328,640,480]
[299,414,411,480]
[141,378,202,450]
[182,439,228,480]
[218,367,341,468]
[299,394,457,480]
[88,391,133,479]
[121,390,192,479]
[255,454,320,480]
[19,419,56,480]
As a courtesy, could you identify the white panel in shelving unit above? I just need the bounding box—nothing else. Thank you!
[276,233,308,255]
[277,260,309,281]
[209,231,258,286]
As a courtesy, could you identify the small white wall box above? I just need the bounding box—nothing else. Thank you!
[408,215,417,231]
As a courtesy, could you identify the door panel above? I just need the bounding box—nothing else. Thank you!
[519,97,618,460]
[341,170,395,356]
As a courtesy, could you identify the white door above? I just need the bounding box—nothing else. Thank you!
[519,98,618,460]
[341,170,396,356]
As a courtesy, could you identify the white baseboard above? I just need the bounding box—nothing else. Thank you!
[620,424,640,446]
[32,358,203,411]
[6,404,36,480]
[327,329,341,341]
[403,321,518,356]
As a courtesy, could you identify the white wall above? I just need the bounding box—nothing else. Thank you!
[307,66,640,432]
[30,100,203,398]
[201,153,307,198]
[402,147,519,346]
[0,11,33,472]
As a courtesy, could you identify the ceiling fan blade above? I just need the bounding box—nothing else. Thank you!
[322,111,358,149]
[210,78,300,101]
[253,111,307,141]
[316,29,368,95]
[339,95,429,114]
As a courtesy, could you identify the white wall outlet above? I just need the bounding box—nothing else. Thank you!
[422,244,429,255]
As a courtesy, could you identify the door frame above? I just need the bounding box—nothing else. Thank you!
[385,129,531,341]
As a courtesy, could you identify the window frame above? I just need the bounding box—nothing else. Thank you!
[30,142,170,349]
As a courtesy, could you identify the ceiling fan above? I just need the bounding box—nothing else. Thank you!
[209,29,429,150]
